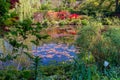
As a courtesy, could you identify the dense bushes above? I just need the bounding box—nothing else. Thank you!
[76,20,120,66]
[0,70,33,80]
[74,0,119,17]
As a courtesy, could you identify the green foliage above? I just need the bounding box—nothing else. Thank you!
[59,20,69,25]
[36,54,119,80]
[69,19,81,25]
[68,53,98,80]
[39,63,73,79]
[6,19,48,49]
[76,19,120,66]
[81,19,89,25]
[101,17,120,25]
[32,56,41,80]
[0,54,19,62]
[102,18,112,25]
[77,0,116,16]
[0,70,33,80]
[0,0,120,80]
[0,0,10,35]
[0,19,48,79]
[0,0,10,16]
[61,0,76,10]
[0,0,18,37]
[102,66,120,80]
[103,27,120,64]
[15,0,41,21]
[40,2,52,10]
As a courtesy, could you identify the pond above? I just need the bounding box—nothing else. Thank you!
[32,43,77,65]
[0,25,79,68]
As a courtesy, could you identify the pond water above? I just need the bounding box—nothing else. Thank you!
[32,43,77,65]
[0,41,77,69]
[0,25,78,68]
[0,40,77,67]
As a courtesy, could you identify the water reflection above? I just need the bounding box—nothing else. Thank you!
[32,43,76,65]
[0,40,77,67]
[0,25,79,68]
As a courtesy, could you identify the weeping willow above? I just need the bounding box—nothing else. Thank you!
[15,0,41,21]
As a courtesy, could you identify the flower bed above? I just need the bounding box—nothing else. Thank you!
[33,10,88,25]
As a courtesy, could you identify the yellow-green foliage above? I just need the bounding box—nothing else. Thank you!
[76,19,120,65]
[78,0,116,15]
[15,0,41,21]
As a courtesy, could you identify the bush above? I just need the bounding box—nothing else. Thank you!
[76,20,120,66]
[77,0,116,16]
[0,70,32,80]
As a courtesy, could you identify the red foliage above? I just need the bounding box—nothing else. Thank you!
[46,11,59,20]
[46,11,70,20]
[57,11,70,20]
[68,31,77,35]
[66,28,77,35]
[10,0,19,9]
[47,27,77,38]
[69,14,79,19]
[46,11,82,20]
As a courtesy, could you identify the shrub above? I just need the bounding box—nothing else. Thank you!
[77,0,116,16]
[0,70,32,80]
[76,21,120,67]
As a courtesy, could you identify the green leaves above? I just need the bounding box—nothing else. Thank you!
[105,28,120,47]
[36,34,48,40]
[0,0,10,16]
[9,39,22,48]
[76,19,120,67]
[0,54,20,62]
[32,56,41,80]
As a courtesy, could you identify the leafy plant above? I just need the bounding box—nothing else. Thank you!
[15,0,41,21]
[76,20,120,67]
[32,56,41,80]
[0,69,33,80]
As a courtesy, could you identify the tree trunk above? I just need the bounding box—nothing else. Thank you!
[115,0,119,12]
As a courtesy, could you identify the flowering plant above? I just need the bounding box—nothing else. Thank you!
[57,11,70,20]
[46,11,70,20]
[69,14,79,19]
